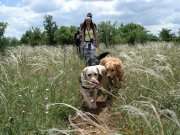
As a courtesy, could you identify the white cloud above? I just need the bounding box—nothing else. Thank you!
[146,23,180,36]
[20,0,81,13]
[0,0,180,39]
[0,4,43,39]
[91,0,122,16]
[60,0,81,12]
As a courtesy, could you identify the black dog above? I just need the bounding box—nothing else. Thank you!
[86,51,110,66]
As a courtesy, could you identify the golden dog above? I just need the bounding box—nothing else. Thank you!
[100,56,124,86]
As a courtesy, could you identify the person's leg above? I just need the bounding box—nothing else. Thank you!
[76,46,78,53]
[75,41,79,53]
[77,40,81,53]
[77,45,80,53]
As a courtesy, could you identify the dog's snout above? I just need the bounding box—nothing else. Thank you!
[91,77,99,84]
[107,73,112,78]
[92,80,99,84]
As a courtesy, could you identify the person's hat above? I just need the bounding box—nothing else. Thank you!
[87,13,92,18]
[85,17,91,20]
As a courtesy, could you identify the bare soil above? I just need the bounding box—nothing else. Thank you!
[70,95,120,135]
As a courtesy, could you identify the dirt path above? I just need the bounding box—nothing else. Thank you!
[69,96,118,135]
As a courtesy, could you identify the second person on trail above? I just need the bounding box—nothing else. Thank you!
[74,27,82,54]
[81,16,98,60]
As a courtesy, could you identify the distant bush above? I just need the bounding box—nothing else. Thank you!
[6,37,20,46]
[0,22,8,53]
[119,23,149,45]
[3,14,180,47]
[159,28,175,42]
[55,26,77,45]
[173,36,180,45]
[43,15,58,46]
[21,27,44,46]
[98,21,118,46]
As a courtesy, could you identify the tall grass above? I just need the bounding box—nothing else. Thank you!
[109,42,180,134]
[0,46,84,134]
[0,43,179,134]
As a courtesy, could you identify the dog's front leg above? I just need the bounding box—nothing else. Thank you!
[82,90,92,109]
[92,88,98,109]
[112,76,119,86]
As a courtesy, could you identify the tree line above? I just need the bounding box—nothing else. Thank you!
[1,15,180,51]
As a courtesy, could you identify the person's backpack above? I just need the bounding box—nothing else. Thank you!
[74,29,81,39]
[74,32,77,39]
[93,23,97,30]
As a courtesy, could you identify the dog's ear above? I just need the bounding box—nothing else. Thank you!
[99,58,106,66]
[98,52,110,60]
[96,67,102,82]
[115,62,120,68]
[96,66,107,81]
[82,68,88,80]
[78,75,82,84]
[100,67,107,77]
[115,62,123,80]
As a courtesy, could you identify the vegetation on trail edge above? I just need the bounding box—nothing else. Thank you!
[0,42,179,134]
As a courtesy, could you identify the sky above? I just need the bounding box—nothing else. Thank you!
[0,0,180,39]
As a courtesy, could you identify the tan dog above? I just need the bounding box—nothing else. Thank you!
[100,56,124,86]
[80,65,109,109]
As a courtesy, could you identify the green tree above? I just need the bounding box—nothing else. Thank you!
[6,37,20,46]
[29,27,43,46]
[173,36,180,45]
[119,23,149,45]
[147,34,159,42]
[0,22,8,52]
[172,28,180,45]
[159,28,174,42]
[55,26,76,45]
[21,27,43,46]
[43,15,57,45]
[98,21,117,47]
[21,30,31,45]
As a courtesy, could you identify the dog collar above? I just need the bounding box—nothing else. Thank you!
[81,85,97,90]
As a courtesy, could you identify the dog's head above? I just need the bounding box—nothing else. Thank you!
[86,56,99,66]
[105,61,119,78]
[81,65,106,86]
[86,52,110,66]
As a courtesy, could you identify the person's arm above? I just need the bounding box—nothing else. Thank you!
[93,27,98,48]
[81,28,85,47]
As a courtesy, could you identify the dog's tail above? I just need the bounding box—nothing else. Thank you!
[98,51,110,60]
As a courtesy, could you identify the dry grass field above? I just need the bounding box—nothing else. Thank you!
[0,42,179,135]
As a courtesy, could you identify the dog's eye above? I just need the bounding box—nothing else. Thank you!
[111,69,114,72]
[87,74,91,77]
[94,73,98,76]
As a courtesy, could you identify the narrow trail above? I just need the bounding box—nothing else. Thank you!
[70,96,120,135]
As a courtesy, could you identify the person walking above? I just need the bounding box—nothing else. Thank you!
[81,16,98,60]
[74,27,82,54]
